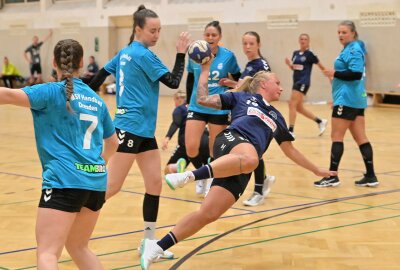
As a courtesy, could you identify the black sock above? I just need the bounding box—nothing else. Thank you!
[315,117,322,124]
[143,193,159,222]
[192,164,213,180]
[329,142,344,172]
[254,159,265,194]
[359,142,375,177]
[289,125,294,132]
[188,155,204,169]
[157,232,178,251]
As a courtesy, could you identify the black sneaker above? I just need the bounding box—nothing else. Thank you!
[355,174,379,187]
[314,176,340,187]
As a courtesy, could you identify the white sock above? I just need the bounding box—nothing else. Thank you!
[144,221,156,239]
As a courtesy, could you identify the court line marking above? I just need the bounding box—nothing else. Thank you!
[2,188,399,256]
[16,207,400,270]
[8,196,400,269]
[6,195,400,270]
[169,188,400,269]
[120,190,256,213]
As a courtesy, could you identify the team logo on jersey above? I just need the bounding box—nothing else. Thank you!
[217,63,223,70]
[116,107,128,115]
[246,66,253,72]
[300,56,306,62]
[44,189,52,202]
[74,163,106,173]
[268,111,278,120]
[247,107,277,131]
[246,97,259,107]
[292,64,304,71]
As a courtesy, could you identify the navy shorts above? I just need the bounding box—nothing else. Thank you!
[332,105,365,120]
[38,188,105,212]
[211,129,252,201]
[292,83,310,95]
[116,128,158,154]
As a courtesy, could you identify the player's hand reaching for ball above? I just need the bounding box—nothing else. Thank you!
[176,32,191,54]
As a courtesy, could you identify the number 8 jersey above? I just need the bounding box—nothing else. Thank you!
[22,78,115,191]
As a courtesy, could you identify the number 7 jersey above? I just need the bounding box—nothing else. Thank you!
[22,78,115,191]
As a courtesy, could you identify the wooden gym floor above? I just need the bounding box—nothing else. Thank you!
[1,94,399,269]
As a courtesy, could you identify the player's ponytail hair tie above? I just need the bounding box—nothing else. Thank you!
[234,71,272,94]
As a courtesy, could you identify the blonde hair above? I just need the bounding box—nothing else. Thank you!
[235,71,273,94]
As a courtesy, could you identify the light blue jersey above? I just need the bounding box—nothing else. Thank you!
[332,41,367,108]
[22,78,115,191]
[105,41,169,137]
[188,46,240,115]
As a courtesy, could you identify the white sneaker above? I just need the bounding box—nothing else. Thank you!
[242,192,264,206]
[262,175,276,198]
[318,119,328,136]
[140,239,164,270]
[289,131,296,139]
[138,240,174,259]
[176,158,187,173]
[195,179,207,196]
[165,171,195,190]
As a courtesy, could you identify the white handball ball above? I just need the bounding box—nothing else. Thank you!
[188,40,212,64]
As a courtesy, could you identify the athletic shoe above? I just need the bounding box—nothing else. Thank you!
[165,171,195,190]
[314,176,340,187]
[289,131,296,139]
[318,119,328,136]
[176,158,187,173]
[140,239,164,270]
[355,174,379,187]
[242,192,264,206]
[262,175,276,198]
[195,179,207,196]
[137,240,174,259]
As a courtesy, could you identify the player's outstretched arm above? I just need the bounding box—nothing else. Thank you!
[0,87,30,108]
[279,141,335,177]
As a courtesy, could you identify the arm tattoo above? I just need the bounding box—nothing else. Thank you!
[197,80,222,109]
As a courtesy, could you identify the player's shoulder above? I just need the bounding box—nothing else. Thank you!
[218,46,236,57]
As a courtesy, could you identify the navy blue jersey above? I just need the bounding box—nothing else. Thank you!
[87,62,99,74]
[291,49,319,85]
[219,92,293,157]
[240,58,271,79]
[166,103,188,145]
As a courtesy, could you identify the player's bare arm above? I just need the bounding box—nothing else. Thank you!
[196,80,222,109]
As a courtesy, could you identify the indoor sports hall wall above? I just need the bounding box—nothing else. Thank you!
[0,0,399,101]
